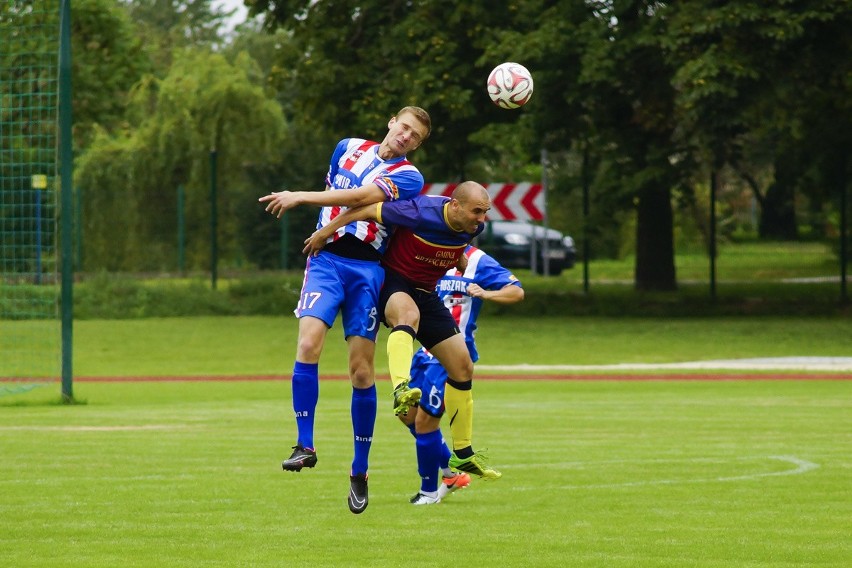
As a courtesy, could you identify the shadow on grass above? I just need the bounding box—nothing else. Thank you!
[0,383,88,407]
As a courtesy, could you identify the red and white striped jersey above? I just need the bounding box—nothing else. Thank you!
[318,138,424,254]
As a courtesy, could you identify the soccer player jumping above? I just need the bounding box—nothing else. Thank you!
[259,106,431,514]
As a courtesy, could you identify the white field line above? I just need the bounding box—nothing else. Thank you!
[0,425,188,431]
[506,455,819,490]
[478,357,852,372]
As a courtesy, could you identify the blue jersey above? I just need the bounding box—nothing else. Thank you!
[319,138,424,254]
[408,246,522,416]
[433,246,521,362]
[377,195,485,289]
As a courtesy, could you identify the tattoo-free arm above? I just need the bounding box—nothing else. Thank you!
[466,282,524,305]
[258,184,386,218]
[301,203,381,255]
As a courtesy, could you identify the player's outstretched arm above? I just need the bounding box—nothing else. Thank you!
[258,184,385,218]
[467,282,524,305]
[302,203,380,256]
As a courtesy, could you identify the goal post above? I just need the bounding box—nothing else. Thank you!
[59,0,73,401]
[0,0,74,400]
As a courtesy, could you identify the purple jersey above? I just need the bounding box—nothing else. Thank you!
[319,138,423,254]
[377,195,484,289]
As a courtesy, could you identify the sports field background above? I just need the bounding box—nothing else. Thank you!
[1,378,849,567]
[7,315,849,378]
[1,316,850,567]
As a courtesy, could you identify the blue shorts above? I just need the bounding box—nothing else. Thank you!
[295,251,383,341]
[409,348,447,418]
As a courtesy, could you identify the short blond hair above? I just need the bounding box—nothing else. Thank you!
[396,106,432,140]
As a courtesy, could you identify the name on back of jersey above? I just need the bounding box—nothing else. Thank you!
[437,278,468,294]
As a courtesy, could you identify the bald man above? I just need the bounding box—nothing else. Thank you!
[305,182,501,504]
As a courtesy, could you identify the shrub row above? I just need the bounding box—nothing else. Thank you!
[3,271,847,320]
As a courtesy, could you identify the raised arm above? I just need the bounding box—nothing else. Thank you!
[301,202,381,256]
[258,184,386,218]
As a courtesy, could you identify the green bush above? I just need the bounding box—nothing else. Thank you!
[0,282,58,320]
[4,237,849,320]
[67,272,308,319]
[223,275,302,316]
[74,273,239,318]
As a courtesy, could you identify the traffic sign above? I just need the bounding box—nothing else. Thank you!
[421,183,544,221]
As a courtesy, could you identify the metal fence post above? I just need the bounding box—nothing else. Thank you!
[209,150,218,290]
[177,184,185,273]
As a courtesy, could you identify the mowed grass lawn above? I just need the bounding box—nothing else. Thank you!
[1,378,850,567]
[2,315,849,378]
[1,315,850,566]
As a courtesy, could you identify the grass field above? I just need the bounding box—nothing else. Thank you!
[1,378,850,567]
[577,240,840,282]
[2,315,849,378]
[2,313,850,566]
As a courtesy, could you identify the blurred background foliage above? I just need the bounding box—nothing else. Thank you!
[1,0,849,291]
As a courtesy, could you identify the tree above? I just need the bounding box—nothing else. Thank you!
[526,1,851,288]
[72,0,153,147]
[75,50,286,271]
[244,0,554,267]
[237,0,851,286]
[514,1,683,289]
[0,0,152,150]
[0,0,153,275]
[0,1,62,275]
[123,0,236,71]
[248,0,549,180]
[666,0,852,242]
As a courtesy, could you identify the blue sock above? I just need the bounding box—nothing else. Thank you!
[350,384,376,476]
[410,425,451,474]
[415,429,443,493]
[291,361,318,449]
[440,435,452,470]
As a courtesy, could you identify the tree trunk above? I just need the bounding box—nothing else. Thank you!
[759,153,798,240]
[635,184,677,291]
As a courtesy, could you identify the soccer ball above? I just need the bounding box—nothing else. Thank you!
[486,62,534,109]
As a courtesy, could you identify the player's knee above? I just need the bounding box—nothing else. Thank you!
[414,412,440,434]
[296,337,323,361]
[402,308,420,328]
[449,361,473,383]
[348,362,374,389]
[388,310,419,329]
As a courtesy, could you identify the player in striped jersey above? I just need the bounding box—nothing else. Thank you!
[259,106,431,514]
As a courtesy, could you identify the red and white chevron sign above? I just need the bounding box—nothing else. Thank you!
[420,183,544,221]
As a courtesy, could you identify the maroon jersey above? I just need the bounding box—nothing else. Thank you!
[377,195,484,289]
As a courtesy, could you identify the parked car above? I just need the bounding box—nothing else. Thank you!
[475,220,577,276]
